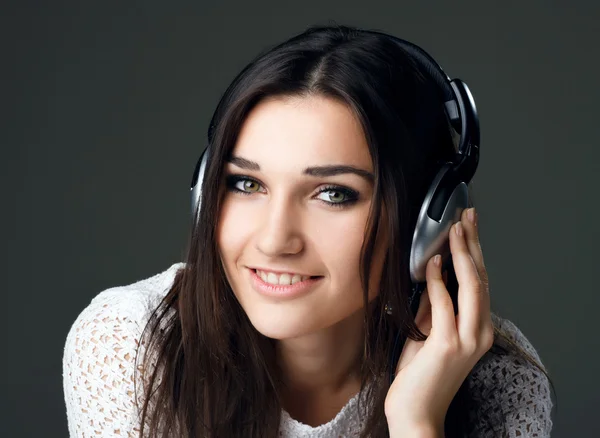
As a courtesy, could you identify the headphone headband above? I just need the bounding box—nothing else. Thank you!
[384,33,480,156]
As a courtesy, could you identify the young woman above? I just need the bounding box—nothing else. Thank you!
[63,25,554,437]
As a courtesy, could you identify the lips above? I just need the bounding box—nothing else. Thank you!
[247,268,323,299]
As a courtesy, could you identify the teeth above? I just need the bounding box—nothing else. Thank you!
[267,272,278,284]
[256,270,309,285]
[278,273,291,284]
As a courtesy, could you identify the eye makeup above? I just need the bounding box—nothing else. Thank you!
[224,174,360,208]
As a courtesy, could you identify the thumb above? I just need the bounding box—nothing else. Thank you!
[414,287,432,332]
[395,287,432,375]
[426,255,456,336]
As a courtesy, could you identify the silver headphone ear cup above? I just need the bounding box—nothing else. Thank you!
[409,164,468,283]
[191,146,211,224]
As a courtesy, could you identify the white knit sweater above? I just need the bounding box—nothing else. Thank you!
[62,263,553,437]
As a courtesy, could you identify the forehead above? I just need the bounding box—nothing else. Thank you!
[231,95,372,171]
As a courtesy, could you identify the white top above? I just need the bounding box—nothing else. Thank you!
[63,263,553,437]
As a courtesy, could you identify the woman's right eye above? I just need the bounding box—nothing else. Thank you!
[225,175,263,195]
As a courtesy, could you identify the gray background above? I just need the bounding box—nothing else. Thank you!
[3,1,599,436]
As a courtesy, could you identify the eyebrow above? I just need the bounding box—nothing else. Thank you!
[226,155,374,182]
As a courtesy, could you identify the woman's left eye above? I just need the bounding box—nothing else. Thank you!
[316,187,358,207]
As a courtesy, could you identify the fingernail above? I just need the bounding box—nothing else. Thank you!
[434,254,441,267]
[455,221,463,237]
[467,208,476,225]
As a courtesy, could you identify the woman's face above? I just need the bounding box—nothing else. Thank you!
[217,95,388,340]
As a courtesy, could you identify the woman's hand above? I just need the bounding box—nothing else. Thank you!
[384,208,494,437]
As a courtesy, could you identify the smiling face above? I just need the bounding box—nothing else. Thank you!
[217,95,388,340]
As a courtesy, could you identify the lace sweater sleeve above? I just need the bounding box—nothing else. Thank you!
[467,315,554,437]
[62,286,152,437]
[61,263,183,438]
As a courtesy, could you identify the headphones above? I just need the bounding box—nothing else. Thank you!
[189,34,480,378]
[381,35,481,315]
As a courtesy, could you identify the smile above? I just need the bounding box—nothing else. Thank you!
[254,269,311,285]
[248,268,322,299]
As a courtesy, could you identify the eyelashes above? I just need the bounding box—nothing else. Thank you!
[224,174,359,208]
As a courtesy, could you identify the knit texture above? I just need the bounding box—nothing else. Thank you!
[63,263,553,437]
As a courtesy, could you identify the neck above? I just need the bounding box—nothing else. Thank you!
[275,308,364,424]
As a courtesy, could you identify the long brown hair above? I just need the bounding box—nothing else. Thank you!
[136,24,554,437]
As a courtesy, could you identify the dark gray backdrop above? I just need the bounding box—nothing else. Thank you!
[4,1,599,436]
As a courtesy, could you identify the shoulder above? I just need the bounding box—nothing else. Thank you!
[80,261,185,321]
[63,262,184,373]
[62,262,184,437]
[466,313,554,437]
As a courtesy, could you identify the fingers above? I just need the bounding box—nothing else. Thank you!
[418,208,493,361]
[425,254,457,338]
[449,210,491,335]
[413,272,448,334]
[461,208,488,290]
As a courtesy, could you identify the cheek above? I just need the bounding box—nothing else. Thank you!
[217,199,250,269]
[318,209,387,302]
[309,209,369,284]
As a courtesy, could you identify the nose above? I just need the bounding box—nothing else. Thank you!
[255,194,304,257]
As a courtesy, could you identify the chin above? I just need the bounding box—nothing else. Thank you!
[245,311,322,340]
